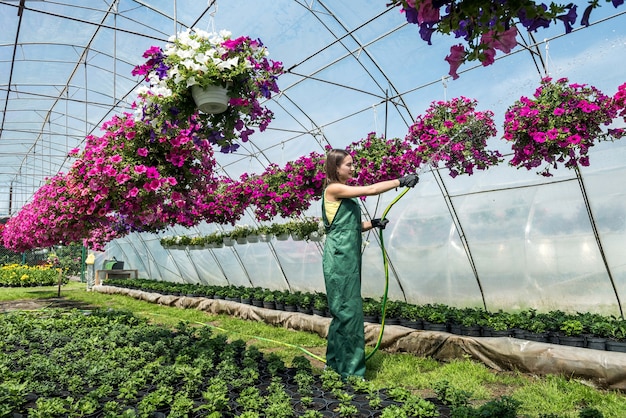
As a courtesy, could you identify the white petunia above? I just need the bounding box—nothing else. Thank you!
[178,49,195,60]
[185,76,198,88]
[194,28,211,40]
[194,52,208,65]
[135,85,150,96]
[151,85,172,97]
[216,57,239,70]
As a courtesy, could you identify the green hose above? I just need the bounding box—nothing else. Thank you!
[147,312,327,363]
[365,186,411,361]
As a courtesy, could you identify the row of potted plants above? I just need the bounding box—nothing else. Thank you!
[160,218,325,248]
[105,278,626,352]
[3,307,541,417]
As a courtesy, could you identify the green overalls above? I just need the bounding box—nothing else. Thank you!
[322,192,366,379]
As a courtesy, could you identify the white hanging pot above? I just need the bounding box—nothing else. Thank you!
[191,84,229,114]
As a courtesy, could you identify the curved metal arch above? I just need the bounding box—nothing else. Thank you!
[574,166,624,318]
[432,168,488,311]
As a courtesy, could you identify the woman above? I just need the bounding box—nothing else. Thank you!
[322,148,419,379]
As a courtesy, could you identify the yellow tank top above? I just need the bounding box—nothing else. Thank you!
[324,189,341,224]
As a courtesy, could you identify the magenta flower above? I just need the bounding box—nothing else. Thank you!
[406,97,502,177]
[503,77,624,176]
[481,27,518,54]
[445,44,465,80]
[389,1,622,76]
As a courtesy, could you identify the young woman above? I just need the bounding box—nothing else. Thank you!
[322,148,419,379]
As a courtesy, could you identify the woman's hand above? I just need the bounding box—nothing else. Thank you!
[399,174,419,188]
[371,218,389,229]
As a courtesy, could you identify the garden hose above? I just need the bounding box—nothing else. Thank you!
[365,186,412,361]
[147,312,326,363]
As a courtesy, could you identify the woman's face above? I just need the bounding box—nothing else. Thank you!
[337,154,355,183]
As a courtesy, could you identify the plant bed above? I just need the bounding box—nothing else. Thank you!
[105,278,626,353]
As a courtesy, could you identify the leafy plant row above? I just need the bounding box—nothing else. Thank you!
[160,217,324,247]
[0,308,549,418]
[106,278,626,345]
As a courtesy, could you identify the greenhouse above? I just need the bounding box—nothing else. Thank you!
[1,1,626,417]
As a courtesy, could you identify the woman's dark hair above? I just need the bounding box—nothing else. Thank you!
[324,148,349,186]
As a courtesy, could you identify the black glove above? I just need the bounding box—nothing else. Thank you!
[398,173,419,188]
[371,218,389,230]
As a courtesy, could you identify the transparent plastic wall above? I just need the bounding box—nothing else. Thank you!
[1,0,623,317]
[101,139,626,317]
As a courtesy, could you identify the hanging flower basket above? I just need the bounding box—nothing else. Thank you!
[276,233,290,241]
[259,234,273,242]
[191,84,229,114]
[223,237,235,246]
[503,77,624,177]
[132,28,284,153]
[247,234,260,243]
[308,231,323,242]
[291,233,305,241]
[406,96,502,177]
[236,237,248,245]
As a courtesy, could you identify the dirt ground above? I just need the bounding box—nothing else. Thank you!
[0,298,94,312]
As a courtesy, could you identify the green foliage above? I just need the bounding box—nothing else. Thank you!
[362,297,381,317]
[3,282,626,418]
[560,319,584,337]
[380,404,408,418]
[402,396,439,417]
[578,406,604,418]
[433,380,472,408]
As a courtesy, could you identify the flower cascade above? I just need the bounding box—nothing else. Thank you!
[132,28,285,153]
[67,112,221,233]
[389,0,624,79]
[247,152,326,221]
[345,133,421,187]
[7,79,625,252]
[1,173,122,252]
[503,77,625,177]
[406,96,503,177]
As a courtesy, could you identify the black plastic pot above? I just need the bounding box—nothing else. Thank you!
[423,321,449,332]
[363,315,378,323]
[606,340,626,353]
[585,336,606,351]
[559,335,585,348]
[460,325,482,337]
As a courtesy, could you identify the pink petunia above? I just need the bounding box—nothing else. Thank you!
[567,134,582,145]
[531,132,547,143]
[134,165,147,174]
[417,0,440,25]
[481,47,496,66]
[445,45,465,80]
[480,27,518,54]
